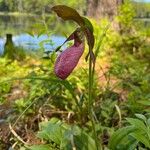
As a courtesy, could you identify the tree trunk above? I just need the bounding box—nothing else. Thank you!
[87,0,124,20]
[3,34,16,60]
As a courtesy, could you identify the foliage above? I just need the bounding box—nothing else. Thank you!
[0,1,150,150]
[117,0,136,31]
[27,118,97,150]
[109,114,150,149]
[133,1,150,18]
[0,0,85,14]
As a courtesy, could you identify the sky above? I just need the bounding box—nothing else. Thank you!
[135,0,150,2]
[142,0,150,2]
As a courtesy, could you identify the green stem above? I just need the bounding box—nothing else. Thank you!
[88,57,101,150]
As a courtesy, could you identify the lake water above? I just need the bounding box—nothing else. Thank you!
[0,15,149,55]
[0,14,68,55]
[0,34,66,54]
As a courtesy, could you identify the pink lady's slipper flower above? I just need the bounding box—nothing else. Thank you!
[52,5,95,80]
[54,30,84,80]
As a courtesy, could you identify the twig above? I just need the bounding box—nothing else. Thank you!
[9,123,28,145]
[12,141,18,149]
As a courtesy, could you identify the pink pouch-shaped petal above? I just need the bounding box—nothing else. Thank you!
[54,42,84,80]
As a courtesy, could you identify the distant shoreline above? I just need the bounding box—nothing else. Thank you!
[0,11,150,19]
[134,17,150,21]
[0,12,50,17]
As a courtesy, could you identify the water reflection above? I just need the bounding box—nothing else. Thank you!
[0,14,75,55]
[0,34,66,54]
[0,15,42,36]
[143,19,150,27]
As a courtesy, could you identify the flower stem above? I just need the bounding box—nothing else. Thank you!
[88,57,101,150]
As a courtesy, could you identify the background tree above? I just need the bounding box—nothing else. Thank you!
[86,0,124,20]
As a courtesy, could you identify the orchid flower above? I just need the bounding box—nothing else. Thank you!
[54,29,84,79]
[52,5,95,80]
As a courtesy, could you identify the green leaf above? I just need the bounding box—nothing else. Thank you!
[108,126,135,150]
[137,100,150,106]
[115,135,138,150]
[37,29,47,38]
[26,31,34,37]
[135,114,147,122]
[130,132,150,148]
[39,39,53,49]
[123,137,138,150]
[37,120,63,145]
[61,127,97,150]
[36,118,97,150]
[126,118,147,132]
[51,5,84,26]
[55,45,62,52]
[147,118,150,126]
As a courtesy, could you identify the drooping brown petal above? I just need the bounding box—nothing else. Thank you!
[51,5,84,26]
[84,27,95,63]
[82,17,95,63]
[54,42,84,80]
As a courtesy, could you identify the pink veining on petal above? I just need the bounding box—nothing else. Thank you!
[54,43,84,80]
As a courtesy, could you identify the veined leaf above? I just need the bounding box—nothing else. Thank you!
[108,126,135,150]
[115,135,138,150]
[147,118,150,126]
[61,125,97,150]
[130,132,150,148]
[37,119,64,145]
[122,137,138,150]
[135,114,147,122]
[126,118,147,132]
[137,100,150,106]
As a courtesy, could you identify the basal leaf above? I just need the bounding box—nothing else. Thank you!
[122,137,138,150]
[135,114,147,122]
[130,132,150,148]
[137,100,150,106]
[37,120,63,145]
[61,125,97,150]
[126,118,147,132]
[108,126,135,150]
[51,5,84,26]
[147,118,150,126]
